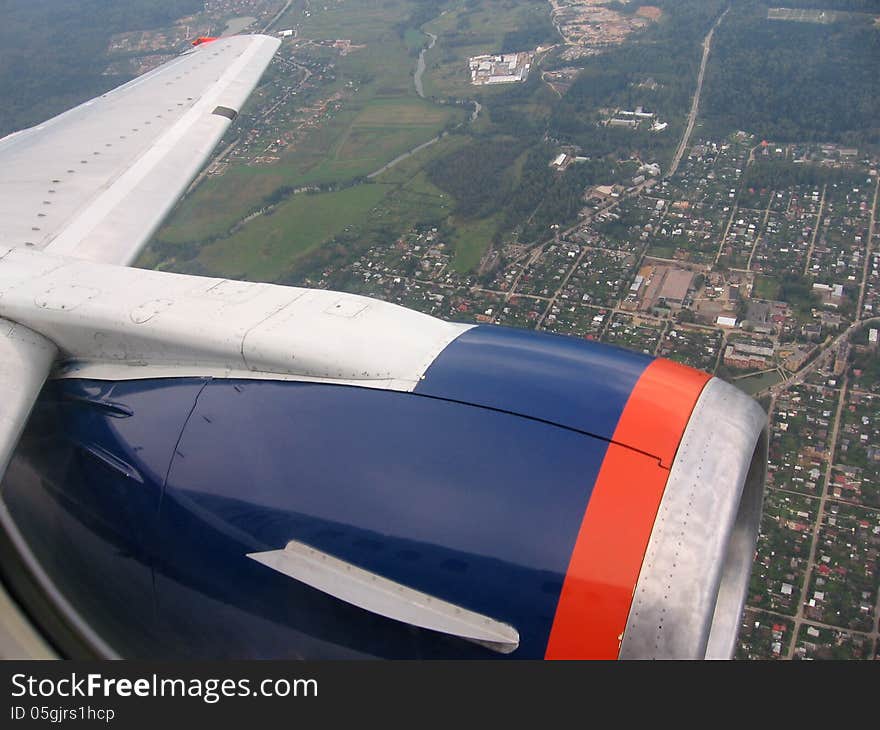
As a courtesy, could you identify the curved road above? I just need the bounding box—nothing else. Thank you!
[666,6,730,179]
[367,133,446,179]
[766,316,880,399]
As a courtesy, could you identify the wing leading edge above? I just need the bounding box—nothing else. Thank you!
[0,34,280,266]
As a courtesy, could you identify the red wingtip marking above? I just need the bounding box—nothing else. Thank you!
[192,37,218,46]
[544,359,710,659]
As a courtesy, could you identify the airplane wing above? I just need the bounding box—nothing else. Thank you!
[0,34,280,266]
[0,320,56,479]
[0,34,281,658]
[0,30,767,661]
[0,32,280,441]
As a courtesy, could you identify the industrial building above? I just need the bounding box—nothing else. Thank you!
[469,52,532,85]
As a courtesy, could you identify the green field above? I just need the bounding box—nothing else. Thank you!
[156,0,463,248]
[753,274,781,300]
[157,167,288,245]
[273,97,456,187]
[374,131,471,186]
[450,215,500,272]
[150,0,559,278]
[193,184,390,282]
[647,244,676,259]
[280,0,416,43]
[159,97,460,246]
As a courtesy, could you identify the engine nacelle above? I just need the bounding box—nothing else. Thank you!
[0,325,766,659]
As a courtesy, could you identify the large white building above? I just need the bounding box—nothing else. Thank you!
[469,52,533,85]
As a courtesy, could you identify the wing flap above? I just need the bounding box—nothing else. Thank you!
[0,34,280,265]
[248,540,520,653]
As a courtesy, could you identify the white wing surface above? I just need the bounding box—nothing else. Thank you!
[0,320,56,478]
[0,34,280,487]
[0,34,280,266]
[0,36,280,657]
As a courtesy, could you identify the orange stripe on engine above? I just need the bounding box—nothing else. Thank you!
[544,358,711,659]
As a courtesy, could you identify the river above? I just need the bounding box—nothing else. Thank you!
[414,32,437,99]
[365,30,483,179]
[414,31,480,122]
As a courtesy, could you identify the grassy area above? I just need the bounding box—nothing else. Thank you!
[753,274,781,300]
[450,215,500,272]
[280,0,415,43]
[373,131,470,185]
[295,99,454,183]
[151,0,558,279]
[160,96,460,245]
[193,184,389,282]
[360,134,469,243]
[157,167,288,245]
[648,244,676,259]
[157,0,462,246]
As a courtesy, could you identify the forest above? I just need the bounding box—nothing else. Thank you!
[546,0,729,166]
[425,133,613,245]
[0,0,201,137]
[742,159,868,189]
[425,139,522,219]
[773,0,880,9]
[702,0,880,145]
[499,15,558,54]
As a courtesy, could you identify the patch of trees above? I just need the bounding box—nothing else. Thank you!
[851,348,880,384]
[546,0,728,164]
[702,1,880,145]
[425,139,520,218]
[394,0,442,42]
[779,274,820,318]
[0,0,202,136]
[504,147,609,240]
[480,72,551,138]
[743,160,867,190]
[407,0,444,31]
[604,1,639,15]
[425,134,612,244]
[500,14,558,53]
[773,1,880,11]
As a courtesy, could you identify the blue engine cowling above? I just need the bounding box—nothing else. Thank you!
[0,325,765,659]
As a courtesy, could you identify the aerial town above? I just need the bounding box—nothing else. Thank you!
[117,0,879,661]
[297,135,880,660]
[549,0,662,59]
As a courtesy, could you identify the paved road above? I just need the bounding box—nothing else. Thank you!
[262,0,293,33]
[767,316,880,399]
[366,133,445,179]
[803,184,827,276]
[786,373,848,658]
[856,176,880,315]
[666,6,730,179]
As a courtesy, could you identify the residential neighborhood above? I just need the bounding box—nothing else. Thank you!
[296,135,880,660]
[121,0,880,661]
